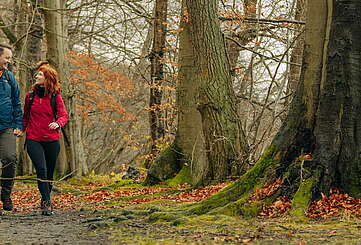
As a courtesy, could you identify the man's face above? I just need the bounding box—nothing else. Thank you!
[0,48,13,71]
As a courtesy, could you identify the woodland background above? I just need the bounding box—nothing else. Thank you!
[2,1,361,243]
[0,0,304,179]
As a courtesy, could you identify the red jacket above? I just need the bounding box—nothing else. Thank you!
[23,91,68,141]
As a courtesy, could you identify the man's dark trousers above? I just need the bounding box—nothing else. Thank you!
[0,128,16,200]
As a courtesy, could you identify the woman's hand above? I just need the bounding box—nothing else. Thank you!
[48,122,60,130]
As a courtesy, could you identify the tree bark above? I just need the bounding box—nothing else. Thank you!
[18,0,44,175]
[146,0,249,186]
[286,0,306,99]
[172,0,209,185]
[144,0,208,185]
[146,0,168,167]
[315,0,361,196]
[43,0,88,176]
[172,0,361,217]
[186,0,249,184]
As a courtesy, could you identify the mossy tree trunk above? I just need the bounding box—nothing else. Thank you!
[172,0,208,185]
[144,0,208,185]
[189,0,249,185]
[146,0,249,186]
[179,0,361,217]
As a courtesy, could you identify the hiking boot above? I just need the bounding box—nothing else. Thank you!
[41,200,53,216]
[2,197,13,211]
[40,199,44,209]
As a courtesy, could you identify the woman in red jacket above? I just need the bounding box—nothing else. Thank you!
[23,63,68,215]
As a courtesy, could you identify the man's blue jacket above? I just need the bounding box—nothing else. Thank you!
[0,69,23,131]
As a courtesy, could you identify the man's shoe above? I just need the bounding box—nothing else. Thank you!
[2,197,13,211]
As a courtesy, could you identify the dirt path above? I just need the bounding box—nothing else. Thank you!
[0,210,111,245]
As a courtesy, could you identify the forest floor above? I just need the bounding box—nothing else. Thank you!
[1,175,361,245]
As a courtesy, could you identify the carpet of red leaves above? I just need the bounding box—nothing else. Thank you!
[250,180,361,219]
[306,187,361,218]
[5,182,228,213]
[6,181,361,219]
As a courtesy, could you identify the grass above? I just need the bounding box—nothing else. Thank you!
[105,211,361,244]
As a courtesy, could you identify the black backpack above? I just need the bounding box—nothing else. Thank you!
[27,91,70,145]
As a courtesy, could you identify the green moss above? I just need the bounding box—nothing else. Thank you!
[172,217,189,226]
[214,198,263,217]
[143,144,183,185]
[106,188,186,207]
[148,211,180,223]
[227,200,263,217]
[165,165,192,187]
[239,202,264,217]
[160,144,181,161]
[188,145,279,215]
[98,179,134,190]
[290,170,320,217]
[190,214,242,225]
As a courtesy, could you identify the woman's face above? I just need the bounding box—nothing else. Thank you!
[35,71,45,85]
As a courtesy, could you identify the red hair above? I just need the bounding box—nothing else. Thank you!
[35,64,61,94]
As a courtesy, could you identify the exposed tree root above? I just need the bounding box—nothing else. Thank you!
[145,145,326,223]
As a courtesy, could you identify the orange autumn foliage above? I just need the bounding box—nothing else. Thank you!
[68,51,137,124]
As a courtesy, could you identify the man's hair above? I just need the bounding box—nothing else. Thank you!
[0,44,13,56]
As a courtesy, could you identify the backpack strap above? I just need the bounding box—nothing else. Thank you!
[26,91,35,121]
[4,69,11,81]
[29,91,35,105]
[50,92,58,120]
[50,93,70,146]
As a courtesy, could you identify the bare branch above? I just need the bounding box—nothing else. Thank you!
[220,16,305,25]
[0,16,17,44]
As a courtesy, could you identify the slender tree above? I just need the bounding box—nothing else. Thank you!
[146,0,168,168]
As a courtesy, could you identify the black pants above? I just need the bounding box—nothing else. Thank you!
[26,139,60,201]
[0,129,16,199]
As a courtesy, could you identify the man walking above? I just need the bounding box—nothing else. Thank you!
[0,44,23,211]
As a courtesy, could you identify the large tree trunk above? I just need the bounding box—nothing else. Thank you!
[315,0,361,196]
[286,0,306,100]
[43,0,88,176]
[144,0,208,185]
[168,0,361,217]
[146,0,249,186]
[189,0,249,184]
